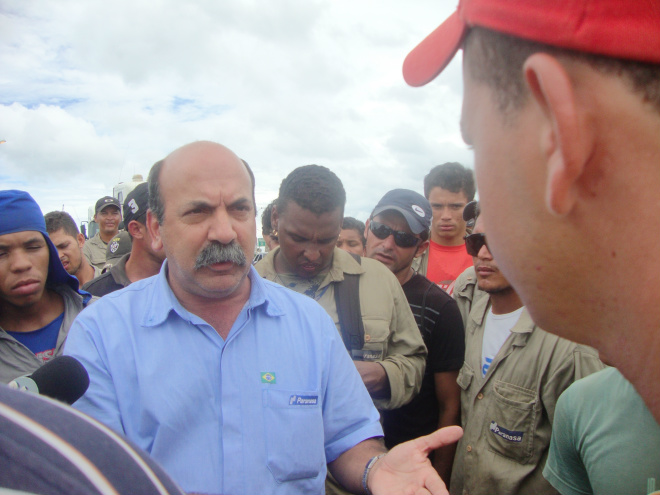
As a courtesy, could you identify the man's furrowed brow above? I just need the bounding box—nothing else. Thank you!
[184,200,213,210]
[229,197,253,209]
[0,235,44,250]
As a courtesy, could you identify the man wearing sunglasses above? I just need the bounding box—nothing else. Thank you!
[450,202,603,495]
[83,183,165,297]
[364,189,465,485]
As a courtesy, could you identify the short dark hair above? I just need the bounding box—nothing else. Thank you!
[262,200,277,239]
[464,26,660,116]
[147,159,165,224]
[342,217,366,247]
[44,211,80,238]
[423,162,476,201]
[240,159,257,215]
[148,156,256,224]
[276,165,346,216]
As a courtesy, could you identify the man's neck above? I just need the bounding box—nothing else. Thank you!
[489,288,523,315]
[0,289,65,333]
[430,233,464,247]
[76,260,96,286]
[99,230,117,244]
[395,266,415,286]
[167,269,251,340]
[593,319,660,425]
[125,249,162,283]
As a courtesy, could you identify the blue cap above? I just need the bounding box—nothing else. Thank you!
[0,190,81,293]
[371,189,432,234]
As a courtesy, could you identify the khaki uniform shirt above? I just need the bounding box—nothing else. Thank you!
[450,267,605,495]
[256,247,427,411]
[411,247,428,277]
[82,232,109,271]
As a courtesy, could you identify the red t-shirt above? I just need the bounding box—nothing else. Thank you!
[426,241,473,294]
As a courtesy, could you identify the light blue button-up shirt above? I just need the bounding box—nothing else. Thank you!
[65,263,382,494]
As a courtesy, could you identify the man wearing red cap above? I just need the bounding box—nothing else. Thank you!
[403,0,660,492]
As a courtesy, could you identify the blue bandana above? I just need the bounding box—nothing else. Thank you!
[0,190,83,295]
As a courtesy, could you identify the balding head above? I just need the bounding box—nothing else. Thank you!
[149,141,255,224]
[145,141,258,304]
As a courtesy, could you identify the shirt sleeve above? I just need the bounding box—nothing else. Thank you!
[543,388,594,495]
[319,308,384,463]
[64,314,125,435]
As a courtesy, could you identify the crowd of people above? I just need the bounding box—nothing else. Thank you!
[1,1,659,494]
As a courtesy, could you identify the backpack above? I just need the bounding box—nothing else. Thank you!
[334,253,365,355]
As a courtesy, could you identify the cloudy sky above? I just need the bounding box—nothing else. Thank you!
[0,0,471,235]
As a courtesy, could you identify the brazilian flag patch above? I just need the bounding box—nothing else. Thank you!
[261,372,276,384]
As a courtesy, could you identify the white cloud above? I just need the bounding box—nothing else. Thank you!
[0,0,472,226]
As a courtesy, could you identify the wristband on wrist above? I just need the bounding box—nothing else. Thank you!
[362,453,387,495]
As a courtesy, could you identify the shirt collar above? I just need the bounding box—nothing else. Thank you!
[327,247,365,280]
[143,261,282,327]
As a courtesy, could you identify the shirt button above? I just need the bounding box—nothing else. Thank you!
[477,393,484,400]
[466,445,472,452]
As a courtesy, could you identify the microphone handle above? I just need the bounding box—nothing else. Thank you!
[8,376,40,395]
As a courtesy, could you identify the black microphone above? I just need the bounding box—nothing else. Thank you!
[8,355,90,405]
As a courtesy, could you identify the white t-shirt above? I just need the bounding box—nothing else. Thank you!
[481,306,524,376]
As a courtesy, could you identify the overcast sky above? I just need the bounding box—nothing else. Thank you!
[0,0,471,235]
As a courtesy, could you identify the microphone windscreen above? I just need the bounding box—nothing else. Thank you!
[30,355,90,405]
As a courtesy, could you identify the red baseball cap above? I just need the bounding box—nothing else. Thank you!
[403,0,660,87]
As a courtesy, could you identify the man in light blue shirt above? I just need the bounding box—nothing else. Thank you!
[65,141,462,495]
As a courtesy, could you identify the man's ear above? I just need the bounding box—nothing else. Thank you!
[127,220,144,240]
[523,53,596,216]
[76,233,85,248]
[364,219,370,239]
[414,240,429,259]
[271,205,279,232]
[146,210,163,252]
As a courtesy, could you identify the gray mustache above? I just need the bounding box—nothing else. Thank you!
[194,241,247,270]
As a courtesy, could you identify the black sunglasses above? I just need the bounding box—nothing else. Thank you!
[369,220,420,248]
[464,232,489,256]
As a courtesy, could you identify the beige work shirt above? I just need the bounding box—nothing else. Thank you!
[82,232,109,271]
[450,268,605,495]
[256,247,426,411]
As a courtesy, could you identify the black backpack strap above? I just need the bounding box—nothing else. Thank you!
[334,253,365,354]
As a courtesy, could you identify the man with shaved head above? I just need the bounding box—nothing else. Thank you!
[65,141,462,495]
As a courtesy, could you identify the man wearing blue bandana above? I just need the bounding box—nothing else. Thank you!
[0,190,91,383]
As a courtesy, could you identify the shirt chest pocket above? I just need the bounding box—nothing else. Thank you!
[262,389,325,482]
[485,380,538,464]
[354,318,390,361]
[456,364,474,429]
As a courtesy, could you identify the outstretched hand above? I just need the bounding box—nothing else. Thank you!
[368,426,463,495]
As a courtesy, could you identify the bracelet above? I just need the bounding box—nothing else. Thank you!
[362,453,387,495]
